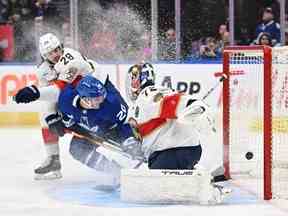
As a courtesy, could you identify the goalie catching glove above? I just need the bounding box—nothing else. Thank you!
[14,85,40,104]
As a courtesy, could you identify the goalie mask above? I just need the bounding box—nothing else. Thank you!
[76,75,107,109]
[126,62,155,101]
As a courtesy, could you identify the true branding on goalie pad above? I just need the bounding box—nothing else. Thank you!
[120,168,231,205]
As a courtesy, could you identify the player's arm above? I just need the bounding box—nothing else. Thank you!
[44,110,92,138]
[175,96,209,120]
[158,93,209,121]
[176,96,216,132]
[110,121,143,159]
[14,83,61,104]
[14,61,60,103]
[14,50,88,104]
[54,86,98,138]
[101,100,143,158]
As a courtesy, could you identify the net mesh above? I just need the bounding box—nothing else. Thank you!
[224,46,288,199]
[271,47,288,198]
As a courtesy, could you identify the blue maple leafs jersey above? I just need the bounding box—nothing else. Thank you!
[58,79,133,142]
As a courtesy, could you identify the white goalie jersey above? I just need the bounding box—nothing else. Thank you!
[128,86,214,159]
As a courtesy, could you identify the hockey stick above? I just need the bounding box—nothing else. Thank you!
[202,74,227,101]
[177,74,227,131]
[202,74,227,132]
[71,131,145,168]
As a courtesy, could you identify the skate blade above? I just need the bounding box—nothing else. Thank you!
[34,170,62,180]
[93,184,119,192]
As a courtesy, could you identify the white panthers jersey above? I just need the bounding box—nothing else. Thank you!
[128,86,212,159]
[54,48,96,83]
[35,47,106,128]
[37,48,103,85]
[36,47,105,102]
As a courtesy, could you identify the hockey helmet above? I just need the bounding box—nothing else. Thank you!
[39,33,62,59]
[76,75,107,109]
[126,62,155,101]
[76,75,107,98]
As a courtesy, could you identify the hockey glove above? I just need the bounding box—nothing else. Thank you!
[121,137,143,159]
[128,119,142,141]
[14,85,40,104]
[45,113,66,137]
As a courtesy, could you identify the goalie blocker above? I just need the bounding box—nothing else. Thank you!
[120,168,231,205]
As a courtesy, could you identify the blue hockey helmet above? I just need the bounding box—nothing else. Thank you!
[76,75,107,99]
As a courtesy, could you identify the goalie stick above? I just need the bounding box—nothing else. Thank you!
[71,131,145,168]
[202,74,227,100]
[202,74,227,132]
[177,75,227,126]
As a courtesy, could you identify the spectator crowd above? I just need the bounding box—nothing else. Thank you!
[0,1,287,63]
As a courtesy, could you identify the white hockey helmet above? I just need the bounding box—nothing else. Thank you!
[39,33,62,59]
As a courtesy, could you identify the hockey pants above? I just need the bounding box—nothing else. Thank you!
[148,145,202,169]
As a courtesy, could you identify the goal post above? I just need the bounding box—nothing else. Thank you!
[222,45,288,200]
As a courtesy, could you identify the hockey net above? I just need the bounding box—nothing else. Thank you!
[222,46,288,200]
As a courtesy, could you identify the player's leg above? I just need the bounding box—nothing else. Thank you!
[69,136,121,187]
[175,145,202,169]
[34,111,61,180]
[148,149,177,169]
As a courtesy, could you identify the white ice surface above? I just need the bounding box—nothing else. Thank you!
[0,127,288,216]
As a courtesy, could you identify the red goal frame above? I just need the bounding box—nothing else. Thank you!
[222,45,273,200]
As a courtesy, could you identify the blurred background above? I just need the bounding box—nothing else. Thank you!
[0,0,287,63]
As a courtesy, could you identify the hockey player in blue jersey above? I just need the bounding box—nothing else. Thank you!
[254,7,280,46]
[54,75,142,183]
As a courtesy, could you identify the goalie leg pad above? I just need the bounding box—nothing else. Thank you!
[120,169,231,204]
[121,168,232,204]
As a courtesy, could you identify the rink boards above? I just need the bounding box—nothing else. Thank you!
[0,63,223,125]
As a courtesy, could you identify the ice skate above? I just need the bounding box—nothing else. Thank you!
[34,155,62,180]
